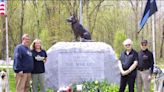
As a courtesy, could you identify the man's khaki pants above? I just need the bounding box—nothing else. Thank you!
[136,70,151,92]
[15,73,31,92]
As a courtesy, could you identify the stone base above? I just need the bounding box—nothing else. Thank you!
[45,42,120,90]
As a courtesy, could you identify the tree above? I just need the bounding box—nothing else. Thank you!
[129,0,140,40]
[0,16,5,59]
[113,30,126,57]
[160,24,164,58]
[20,0,26,42]
[0,0,163,61]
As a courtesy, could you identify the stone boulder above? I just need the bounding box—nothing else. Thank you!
[45,42,120,90]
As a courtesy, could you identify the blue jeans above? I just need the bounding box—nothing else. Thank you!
[32,73,45,92]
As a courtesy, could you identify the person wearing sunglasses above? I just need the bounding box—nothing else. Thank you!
[136,40,154,92]
[118,39,138,92]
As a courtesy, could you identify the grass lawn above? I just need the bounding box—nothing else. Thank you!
[0,68,54,92]
[8,69,16,92]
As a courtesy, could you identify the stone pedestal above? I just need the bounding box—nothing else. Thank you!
[45,42,120,90]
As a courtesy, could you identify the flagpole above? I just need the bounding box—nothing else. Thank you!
[152,14,156,64]
[152,11,156,92]
[5,0,10,91]
[5,14,10,92]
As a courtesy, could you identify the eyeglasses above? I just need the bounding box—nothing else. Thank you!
[23,37,30,40]
[25,38,30,40]
[125,44,131,47]
[141,43,147,46]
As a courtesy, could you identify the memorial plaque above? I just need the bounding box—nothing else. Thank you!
[45,42,120,90]
[58,52,104,87]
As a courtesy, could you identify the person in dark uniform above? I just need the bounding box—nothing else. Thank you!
[136,40,154,92]
[30,39,47,92]
[118,39,138,92]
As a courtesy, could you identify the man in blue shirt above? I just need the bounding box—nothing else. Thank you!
[13,34,33,92]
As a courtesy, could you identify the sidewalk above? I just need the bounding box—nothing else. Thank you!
[0,65,12,68]
[0,59,13,69]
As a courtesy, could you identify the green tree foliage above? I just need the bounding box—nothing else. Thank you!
[92,2,130,45]
[113,30,127,57]
[0,0,163,61]
[39,29,51,50]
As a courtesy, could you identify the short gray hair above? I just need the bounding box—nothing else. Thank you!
[123,38,133,45]
[22,34,30,40]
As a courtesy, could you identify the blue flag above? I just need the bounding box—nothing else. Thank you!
[139,0,158,32]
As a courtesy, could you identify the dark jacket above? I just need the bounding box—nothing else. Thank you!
[119,49,138,76]
[138,49,154,73]
[13,44,33,73]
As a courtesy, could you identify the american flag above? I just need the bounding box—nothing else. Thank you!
[0,0,6,16]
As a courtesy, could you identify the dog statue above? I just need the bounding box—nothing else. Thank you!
[0,70,8,92]
[66,15,91,42]
[153,66,164,92]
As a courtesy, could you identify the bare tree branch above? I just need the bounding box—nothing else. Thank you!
[160,24,164,58]
[43,0,50,20]
[129,0,137,15]
[61,1,72,15]
[90,0,104,34]
[20,0,26,42]
[89,0,104,17]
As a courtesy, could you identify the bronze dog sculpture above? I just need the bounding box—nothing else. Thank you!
[67,15,91,42]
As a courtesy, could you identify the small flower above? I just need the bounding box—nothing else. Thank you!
[95,80,99,85]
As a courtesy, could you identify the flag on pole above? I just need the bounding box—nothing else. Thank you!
[0,0,6,16]
[139,0,158,33]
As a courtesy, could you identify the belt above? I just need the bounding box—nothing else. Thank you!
[137,68,149,71]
